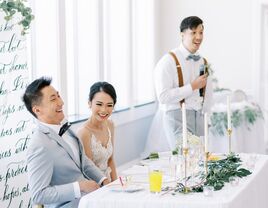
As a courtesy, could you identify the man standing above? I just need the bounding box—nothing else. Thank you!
[154,16,213,150]
[22,77,109,208]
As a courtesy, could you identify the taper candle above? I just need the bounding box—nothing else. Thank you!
[204,113,208,152]
[227,96,231,130]
[182,103,187,149]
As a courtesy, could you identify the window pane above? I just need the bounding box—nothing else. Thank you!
[66,0,99,116]
[77,0,99,115]
[65,0,75,115]
[33,0,59,89]
[103,0,130,110]
[133,0,155,105]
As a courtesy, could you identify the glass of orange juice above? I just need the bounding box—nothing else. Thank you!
[149,166,163,193]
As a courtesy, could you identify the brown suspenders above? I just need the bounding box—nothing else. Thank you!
[169,52,185,107]
[169,52,207,107]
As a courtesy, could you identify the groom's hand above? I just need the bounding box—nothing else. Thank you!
[79,180,100,193]
[191,74,207,90]
[102,178,110,186]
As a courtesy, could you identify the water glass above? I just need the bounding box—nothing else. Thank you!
[169,155,178,180]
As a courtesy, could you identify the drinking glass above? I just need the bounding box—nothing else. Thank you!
[148,166,163,193]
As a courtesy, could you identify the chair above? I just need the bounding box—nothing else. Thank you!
[231,89,247,102]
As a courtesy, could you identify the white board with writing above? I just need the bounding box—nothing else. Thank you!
[0,12,32,208]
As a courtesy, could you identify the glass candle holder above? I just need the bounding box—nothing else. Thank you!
[229,176,239,186]
[203,185,213,197]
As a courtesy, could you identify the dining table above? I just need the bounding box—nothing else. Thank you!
[78,153,268,208]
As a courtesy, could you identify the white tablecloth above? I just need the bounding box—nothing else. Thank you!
[78,154,268,208]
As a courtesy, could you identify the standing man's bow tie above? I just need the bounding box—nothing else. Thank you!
[59,122,72,136]
[186,54,201,61]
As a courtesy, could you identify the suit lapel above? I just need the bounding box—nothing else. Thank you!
[38,123,81,169]
[67,129,84,167]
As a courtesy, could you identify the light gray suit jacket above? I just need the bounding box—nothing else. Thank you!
[27,121,105,208]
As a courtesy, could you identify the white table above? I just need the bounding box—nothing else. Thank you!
[79,154,268,208]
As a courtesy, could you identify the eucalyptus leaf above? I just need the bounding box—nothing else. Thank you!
[0,0,34,35]
[174,154,251,194]
[210,103,263,136]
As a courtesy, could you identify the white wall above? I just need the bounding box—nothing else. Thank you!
[155,0,263,97]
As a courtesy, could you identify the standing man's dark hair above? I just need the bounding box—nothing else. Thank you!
[22,76,52,118]
[89,81,117,105]
[180,16,203,32]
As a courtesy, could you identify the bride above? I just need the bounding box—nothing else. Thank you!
[78,82,117,182]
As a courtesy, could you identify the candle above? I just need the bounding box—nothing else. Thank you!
[182,103,187,149]
[227,96,231,130]
[204,113,208,152]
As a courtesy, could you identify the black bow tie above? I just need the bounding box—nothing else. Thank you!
[59,122,72,136]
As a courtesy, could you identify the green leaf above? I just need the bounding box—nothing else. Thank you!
[149,152,159,159]
[0,0,34,35]
[7,2,15,8]
[210,104,263,136]
[172,149,178,155]
[236,168,251,177]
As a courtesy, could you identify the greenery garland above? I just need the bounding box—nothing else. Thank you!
[174,153,251,193]
[0,0,34,35]
[210,104,263,136]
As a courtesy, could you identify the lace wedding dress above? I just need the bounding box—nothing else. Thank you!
[90,129,113,181]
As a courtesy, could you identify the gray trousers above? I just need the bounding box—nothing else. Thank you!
[163,109,204,150]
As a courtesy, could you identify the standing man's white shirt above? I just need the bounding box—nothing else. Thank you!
[154,43,213,112]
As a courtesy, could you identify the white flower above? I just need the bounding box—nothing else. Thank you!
[176,131,201,147]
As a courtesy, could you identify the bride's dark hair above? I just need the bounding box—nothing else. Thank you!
[89,81,117,105]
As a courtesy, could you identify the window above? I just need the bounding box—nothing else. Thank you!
[29,0,155,120]
[65,0,100,115]
[30,0,59,88]
[132,0,155,105]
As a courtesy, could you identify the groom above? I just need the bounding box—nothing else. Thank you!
[22,77,109,208]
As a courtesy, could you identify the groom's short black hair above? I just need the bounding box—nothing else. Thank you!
[22,77,52,118]
[180,16,203,32]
